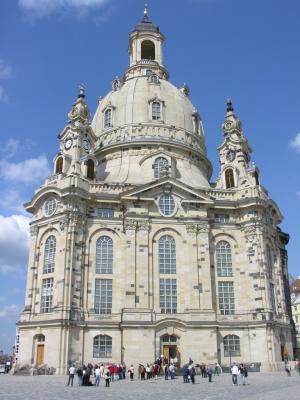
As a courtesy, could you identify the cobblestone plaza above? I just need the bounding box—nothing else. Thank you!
[1,372,299,400]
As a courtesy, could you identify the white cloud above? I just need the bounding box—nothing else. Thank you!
[0,86,9,103]
[0,189,27,214]
[0,59,12,79]
[0,214,30,275]
[289,133,300,154]
[19,0,110,18]
[2,139,20,159]
[0,154,50,184]
[0,304,21,319]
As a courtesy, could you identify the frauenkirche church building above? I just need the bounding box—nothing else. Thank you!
[16,8,293,373]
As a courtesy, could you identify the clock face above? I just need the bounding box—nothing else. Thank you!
[64,138,73,150]
[226,150,236,162]
[83,139,91,151]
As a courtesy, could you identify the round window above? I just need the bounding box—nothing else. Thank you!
[44,197,57,217]
[159,194,175,216]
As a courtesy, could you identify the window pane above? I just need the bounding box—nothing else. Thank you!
[43,236,56,273]
[152,102,161,120]
[160,278,177,313]
[104,109,112,128]
[223,335,240,356]
[159,235,176,274]
[153,157,169,178]
[218,281,235,315]
[96,236,113,274]
[40,278,53,313]
[216,241,232,277]
[159,194,175,216]
[95,279,112,314]
[93,335,112,358]
[97,208,114,218]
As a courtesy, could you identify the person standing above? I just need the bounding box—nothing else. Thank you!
[77,366,83,386]
[128,365,134,381]
[67,365,76,386]
[231,362,239,385]
[164,364,169,380]
[94,365,101,386]
[238,363,247,385]
[104,367,110,387]
[189,365,196,384]
[207,366,213,382]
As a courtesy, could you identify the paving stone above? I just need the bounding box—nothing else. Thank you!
[0,371,299,400]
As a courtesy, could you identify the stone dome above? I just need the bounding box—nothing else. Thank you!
[92,76,201,135]
[90,11,212,188]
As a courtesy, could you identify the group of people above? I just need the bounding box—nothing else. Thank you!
[66,359,251,387]
[67,363,130,387]
[230,362,248,385]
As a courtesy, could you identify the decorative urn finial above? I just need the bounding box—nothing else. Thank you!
[226,98,234,113]
[78,84,85,98]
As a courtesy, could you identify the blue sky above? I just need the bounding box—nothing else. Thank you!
[0,0,299,353]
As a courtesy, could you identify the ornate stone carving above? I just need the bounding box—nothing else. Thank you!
[147,72,160,85]
[186,223,209,235]
[137,220,150,233]
[59,215,69,232]
[124,219,138,232]
[112,77,123,91]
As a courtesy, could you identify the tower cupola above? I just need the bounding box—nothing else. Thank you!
[125,6,168,80]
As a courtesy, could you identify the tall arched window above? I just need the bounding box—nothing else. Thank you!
[55,156,63,174]
[93,335,112,358]
[154,157,169,178]
[254,171,259,186]
[159,235,176,274]
[223,335,240,357]
[225,168,235,189]
[43,235,56,273]
[152,101,161,120]
[266,244,273,277]
[87,159,95,180]
[96,236,113,274]
[216,240,233,277]
[141,40,155,60]
[104,108,112,128]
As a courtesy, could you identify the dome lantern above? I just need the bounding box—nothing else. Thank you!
[126,7,168,80]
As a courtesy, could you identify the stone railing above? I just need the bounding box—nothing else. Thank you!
[96,123,206,155]
[207,186,269,202]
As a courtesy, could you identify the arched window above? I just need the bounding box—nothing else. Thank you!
[96,236,113,274]
[154,157,169,178]
[216,241,233,277]
[104,108,112,128]
[223,335,240,357]
[254,171,259,186]
[87,159,95,180]
[225,168,235,188]
[43,235,56,273]
[55,156,63,174]
[93,335,112,358]
[141,40,155,60]
[152,101,161,120]
[159,235,176,274]
[266,244,273,277]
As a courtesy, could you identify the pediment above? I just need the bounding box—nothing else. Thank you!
[119,177,214,204]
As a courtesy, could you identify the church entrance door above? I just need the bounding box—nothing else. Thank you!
[36,344,44,366]
[161,334,180,366]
